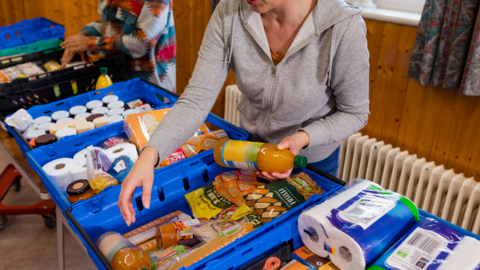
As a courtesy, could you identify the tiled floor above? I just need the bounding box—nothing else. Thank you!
[0,151,96,269]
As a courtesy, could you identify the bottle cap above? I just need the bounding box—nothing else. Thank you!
[51,110,70,121]
[294,156,308,168]
[86,100,103,110]
[100,67,108,74]
[69,105,87,115]
[91,107,109,115]
[107,100,125,109]
[75,112,92,119]
[102,95,118,104]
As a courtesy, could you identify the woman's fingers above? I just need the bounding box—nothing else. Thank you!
[142,174,153,209]
[118,179,137,226]
[61,49,75,67]
[272,168,293,179]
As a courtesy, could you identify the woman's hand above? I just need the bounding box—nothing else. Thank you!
[61,35,89,52]
[118,147,159,226]
[61,48,87,67]
[258,131,310,179]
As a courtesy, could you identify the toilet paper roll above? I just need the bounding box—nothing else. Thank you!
[102,95,118,104]
[91,107,109,115]
[42,158,77,193]
[56,127,77,140]
[49,122,68,135]
[86,100,103,110]
[107,108,124,116]
[57,117,73,124]
[368,218,480,270]
[26,129,46,140]
[70,164,88,181]
[110,114,124,123]
[51,110,70,121]
[298,181,418,270]
[93,116,112,128]
[75,122,95,134]
[74,147,106,166]
[75,112,92,119]
[106,143,138,162]
[69,105,87,115]
[68,118,86,128]
[38,122,55,132]
[107,100,125,109]
[34,116,52,124]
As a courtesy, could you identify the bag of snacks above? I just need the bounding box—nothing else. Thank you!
[213,170,265,206]
[184,185,233,219]
[43,60,62,72]
[85,145,118,194]
[287,172,324,200]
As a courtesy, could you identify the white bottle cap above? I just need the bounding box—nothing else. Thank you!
[86,100,103,110]
[123,109,140,117]
[51,110,70,121]
[107,108,124,116]
[69,105,87,115]
[34,116,52,124]
[26,130,46,140]
[107,100,125,109]
[75,113,92,119]
[91,107,109,115]
[38,122,55,132]
[56,117,74,124]
[102,95,119,104]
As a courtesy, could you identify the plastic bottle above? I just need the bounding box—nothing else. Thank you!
[96,232,152,270]
[96,67,113,90]
[213,139,308,173]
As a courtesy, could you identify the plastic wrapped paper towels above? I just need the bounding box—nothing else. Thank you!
[368,217,480,270]
[298,181,419,270]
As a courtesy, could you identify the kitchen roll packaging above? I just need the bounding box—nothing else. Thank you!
[106,143,138,162]
[298,181,419,270]
[368,218,480,270]
[42,158,77,193]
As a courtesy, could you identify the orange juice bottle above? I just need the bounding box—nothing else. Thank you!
[96,67,113,90]
[213,139,308,173]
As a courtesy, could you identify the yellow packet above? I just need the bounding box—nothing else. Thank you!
[231,203,253,221]
[184,185,232,219]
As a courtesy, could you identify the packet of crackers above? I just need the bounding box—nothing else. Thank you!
[123,108,171,150]
[159,129,229,168]
[213,170,266,206]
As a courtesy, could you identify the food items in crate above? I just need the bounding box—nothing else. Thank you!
[86,113,104,122]
[155,219,201,249]
[35,116,52,124]
[5,109,34,132]
[55,127,77,140]
[92,106,109,115]
[213,140,308,173]
[213,169,265,206]
[108,108,125,116]
[86,100,103,110]
[102,95,119,104]
[69,105,87,116]
[149,246,191,270]
[123,108,140,116]
[185,184,233,219]
[108,100,125,109]
[75,112,91,119]
[75,121,95,134]
[96,67,113,90]
[68,118,86,128]
[123,108,171,150]
[66,179,95,203]
[26,129,46,140]
[0,62,45,83]
[280,260,310,270]
[43,60,62,72]
[49,122,68,135]
[51,110,70,121]
[85,145,118,194]
[99,134,130,149]
[35,133,57,147]
[110,114,124,123]
[287,172,324,200]
[96,232,152,270]
[93,116,112,128]
[292,246,337,270]
[56,117,73,124]
[108,155,134,183]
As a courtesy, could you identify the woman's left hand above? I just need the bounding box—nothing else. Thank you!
[258,131,310,179]
[60,35,89,52]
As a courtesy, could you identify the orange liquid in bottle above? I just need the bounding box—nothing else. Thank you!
[96,67,113,90]
[213,139,307,173]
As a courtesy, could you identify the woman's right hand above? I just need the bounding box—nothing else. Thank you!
[118,147,159,226]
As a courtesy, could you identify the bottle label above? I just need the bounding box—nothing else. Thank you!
[97,233,132,263]
[221,140,264,170]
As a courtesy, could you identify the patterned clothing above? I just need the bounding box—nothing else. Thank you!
[80,0,176,92]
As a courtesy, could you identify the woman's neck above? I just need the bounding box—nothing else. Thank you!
[261,0,317,28]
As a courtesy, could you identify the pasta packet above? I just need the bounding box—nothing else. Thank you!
[213,170,266,206]
[287,172,324,200]
[184,184,233,219]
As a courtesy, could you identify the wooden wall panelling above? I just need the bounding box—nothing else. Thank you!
[367,22,401,140]
[379,25,417,145]
[0,1,25,29]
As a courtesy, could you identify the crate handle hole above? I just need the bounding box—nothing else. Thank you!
[135,197,144,211]
[43,110,52,114]
[241,248,253,256]
[94,91,101,95]
[74,143,83,147]
[207,160,215,166]
[56,102,64,106]
[202,170,209,183]
[190,161,199,167]
[183,178,190,191]
[157,188,165,202]
[89,132,98,137]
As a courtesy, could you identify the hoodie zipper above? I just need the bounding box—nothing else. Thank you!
[255,66,277,137]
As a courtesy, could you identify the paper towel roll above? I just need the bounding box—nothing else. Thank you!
[34,116,52,124]
[92,107,109,115]
[57,117,73,124]
[76,122,95,134]
[49,122,68,135]
[56,127,77,140]
[70,164,87,181]
[102,95,118,104]
[42,158,77,193]
[69,105,87,116]
[298,181,418,270]
[86,100,103,110]
[51,110,70,121]
[68,118,86,128]
[106,143,138,162]
[107,100,124,109]
[74,147,106,166]
[93,116,112,128]
[75,112,92,119]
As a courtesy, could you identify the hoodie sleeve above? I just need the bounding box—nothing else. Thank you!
[144,0,231,164]
[300,14,370,148]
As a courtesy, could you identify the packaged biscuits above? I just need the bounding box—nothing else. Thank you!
[213,170,265,206]
[123,108,171,150]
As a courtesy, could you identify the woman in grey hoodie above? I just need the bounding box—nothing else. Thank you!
[119,0,369,226]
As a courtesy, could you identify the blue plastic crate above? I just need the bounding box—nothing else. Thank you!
[61,155,344,270]
[5,79,180,155]
[0,18,65,50]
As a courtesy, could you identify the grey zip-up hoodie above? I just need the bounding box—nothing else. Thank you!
[146,0,370,165]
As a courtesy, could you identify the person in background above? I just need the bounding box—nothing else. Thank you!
[60,0,176,92]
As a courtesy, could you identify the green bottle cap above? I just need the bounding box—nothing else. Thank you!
[100,67,108,74]
[294,155,308,168]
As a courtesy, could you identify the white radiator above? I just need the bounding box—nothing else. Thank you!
[340,133,480,234]
[224,85,241,127]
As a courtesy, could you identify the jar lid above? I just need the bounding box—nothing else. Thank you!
[107,100,125,109]
[75,112,92,119]
[68,118,86,128]
[34,134,57,147]
[86,100,103,110]
[38,122,55,132]
[110,114,124,123]
[34,116,52,124]
[123,109,139,117]
[56,117,74,124]
[51,110,70,121]
[69,105,87,115]
[26,130,46,140]
[102,95,118,104]
[86,114,104,122]
[67,179,91,195]
[107,108,124,116]
[91,107,109,115]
